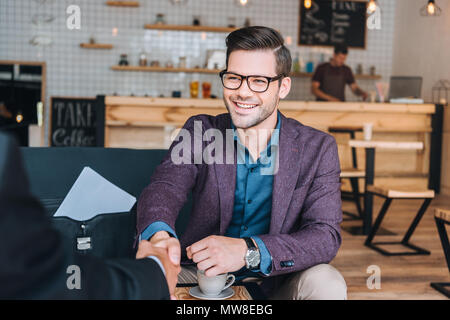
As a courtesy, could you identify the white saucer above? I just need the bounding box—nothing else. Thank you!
[189,286,235,300]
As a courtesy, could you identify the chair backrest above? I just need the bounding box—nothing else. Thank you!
[348,140,423,150]
[20,147,192,236]
[435,208,450,223]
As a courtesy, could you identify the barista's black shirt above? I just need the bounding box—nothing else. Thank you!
[312,62,355,101]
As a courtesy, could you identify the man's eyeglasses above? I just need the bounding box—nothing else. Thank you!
[219,70,284,93]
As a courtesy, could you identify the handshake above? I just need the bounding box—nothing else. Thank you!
[136,231,249,300]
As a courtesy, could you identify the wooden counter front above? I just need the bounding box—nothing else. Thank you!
[103,96,437,190]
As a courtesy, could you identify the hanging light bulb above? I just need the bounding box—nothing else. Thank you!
[427,0,436,14]
[367,0,377,14]
[16,111,23,123]
[421,0,442,16]
[235,0,250,7]
[304,0,312,9]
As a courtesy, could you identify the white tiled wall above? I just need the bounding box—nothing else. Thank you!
[0,0,396,143]
[391,0,450,195]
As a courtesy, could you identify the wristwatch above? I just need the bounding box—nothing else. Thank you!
[243,237,261,270]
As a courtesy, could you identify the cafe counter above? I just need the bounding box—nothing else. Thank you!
[101,96,442,191]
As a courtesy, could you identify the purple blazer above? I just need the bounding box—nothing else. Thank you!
[137,112,342,294]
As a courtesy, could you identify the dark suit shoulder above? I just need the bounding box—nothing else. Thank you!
[0,133,30,195]
[0,133,17,170]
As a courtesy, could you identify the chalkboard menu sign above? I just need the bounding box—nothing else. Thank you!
[50,97,103,147]
[299,0,367,48]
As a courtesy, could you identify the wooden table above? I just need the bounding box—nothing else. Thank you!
[347,140,424,235]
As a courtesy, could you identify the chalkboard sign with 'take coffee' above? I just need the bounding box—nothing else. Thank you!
[50,97,103,147]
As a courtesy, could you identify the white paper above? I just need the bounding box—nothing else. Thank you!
[54,167,136,221]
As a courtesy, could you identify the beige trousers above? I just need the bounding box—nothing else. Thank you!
[178,264,347,300]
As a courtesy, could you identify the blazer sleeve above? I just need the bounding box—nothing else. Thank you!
[258,135,342,277]
[136,116,201,238]
[0,133,169,300]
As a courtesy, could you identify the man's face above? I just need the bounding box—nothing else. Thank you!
[223,49,290,129]
[333,53,347,67]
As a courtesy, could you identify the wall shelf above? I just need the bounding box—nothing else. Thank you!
[80,43,114,49]
[144,24,237,33]
[111,65,221,74]
[106,1,140,7]
[353,74,382,80]
[291,72,381,80]
[110,66,380,80]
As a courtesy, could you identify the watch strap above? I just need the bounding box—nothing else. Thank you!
[243,237,256,250]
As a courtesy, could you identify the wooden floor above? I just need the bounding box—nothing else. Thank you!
[331,194,450,300]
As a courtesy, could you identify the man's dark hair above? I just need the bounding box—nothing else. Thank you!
[225,26,292,77]
[334,43,348,55]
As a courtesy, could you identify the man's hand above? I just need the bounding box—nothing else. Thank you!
[136,240,181,300]
[149,230,181,265]
[326,96,341,102]
[351,83,368,101]
[186,236,247,277]
[311,82,341,102]
[361,91,368,101]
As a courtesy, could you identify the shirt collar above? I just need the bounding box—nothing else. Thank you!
[231,111,281,141]
[231,111,281,165]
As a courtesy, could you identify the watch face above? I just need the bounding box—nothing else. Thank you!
[246,249,260,268]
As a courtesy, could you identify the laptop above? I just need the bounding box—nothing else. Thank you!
[388,76,423,102]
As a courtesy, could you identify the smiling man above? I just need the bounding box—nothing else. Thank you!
[137,26,347,300]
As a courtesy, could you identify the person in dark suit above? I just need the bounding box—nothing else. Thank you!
[0,132,180,299]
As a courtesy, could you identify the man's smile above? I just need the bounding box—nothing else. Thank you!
[232,100,260,114]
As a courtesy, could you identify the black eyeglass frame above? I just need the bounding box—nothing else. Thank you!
[219,70,285,93]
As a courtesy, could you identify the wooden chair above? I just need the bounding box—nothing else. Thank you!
[339,168,365,219]
[430,208,450,298]
[348,139,432,238]
[329,126,365,220]
[364,185,435,256]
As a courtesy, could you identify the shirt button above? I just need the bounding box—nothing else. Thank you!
[247,199,252,204]
[243,225,248,231]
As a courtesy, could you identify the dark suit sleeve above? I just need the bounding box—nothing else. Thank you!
[0,133,169,299]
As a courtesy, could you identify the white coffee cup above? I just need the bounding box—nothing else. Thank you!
[369,91,376,103]
[197,269,235,296]
[363,123,373,141]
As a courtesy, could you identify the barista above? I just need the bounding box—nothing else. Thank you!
[311,44,368,102]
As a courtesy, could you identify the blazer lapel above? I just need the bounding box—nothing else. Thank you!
[270,114,303,234]
[215,163,236,234]
[214,115,237,235]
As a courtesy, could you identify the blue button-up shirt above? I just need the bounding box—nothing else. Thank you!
[225,112,281,277]
[141,112,281,277]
